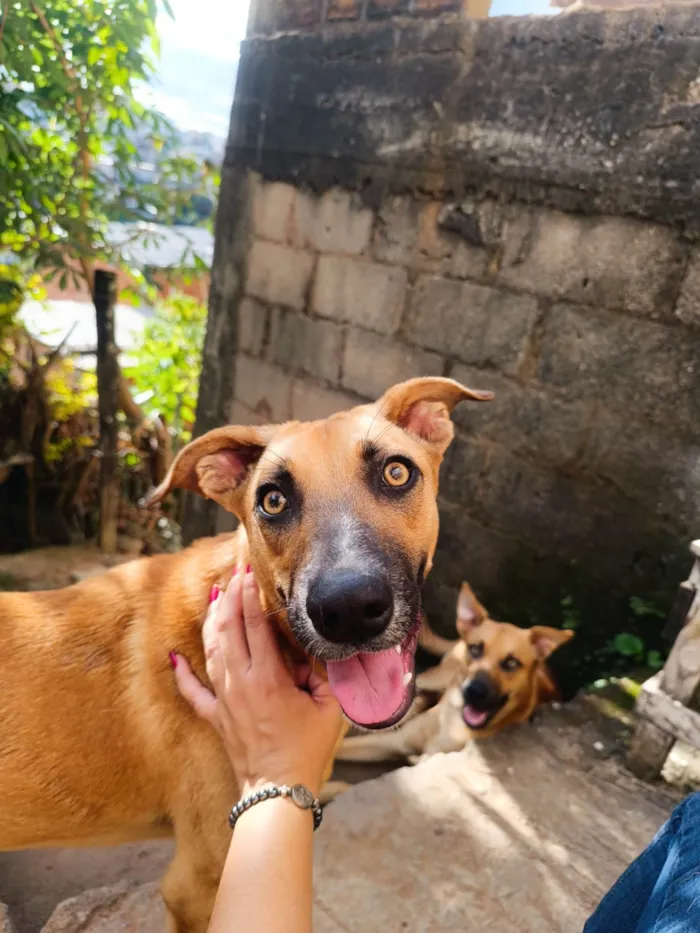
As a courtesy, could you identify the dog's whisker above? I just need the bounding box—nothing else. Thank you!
[368,420,395,449]
[363,393,391,446]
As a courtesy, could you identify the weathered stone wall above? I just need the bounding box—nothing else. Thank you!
[194,1,700,679]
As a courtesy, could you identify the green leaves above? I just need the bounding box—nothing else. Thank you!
[0,0,212,285]
[612,633,645,658]
[124,292,206,445]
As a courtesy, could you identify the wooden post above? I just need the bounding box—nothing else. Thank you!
[94,269,119,554]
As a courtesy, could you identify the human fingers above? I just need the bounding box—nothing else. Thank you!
[205,573,248,682]
[241,568,288,682]
[172,654,219,727]
[307,667,341,708]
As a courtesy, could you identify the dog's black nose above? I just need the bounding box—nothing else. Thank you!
[306,570,394,644]
[463,672,499,711]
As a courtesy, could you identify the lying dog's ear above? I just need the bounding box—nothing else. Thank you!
[456,582,488,636]
[144,424,277,515]
[377,377,494,456]
[530,626,575,660]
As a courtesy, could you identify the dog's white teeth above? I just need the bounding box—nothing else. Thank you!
[403,672,413,686]
[395,645,402,655]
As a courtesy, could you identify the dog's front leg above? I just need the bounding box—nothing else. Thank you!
[161,759,236,933]
[162,843,223,933]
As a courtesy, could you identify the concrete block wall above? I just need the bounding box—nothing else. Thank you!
[195,3,700,671]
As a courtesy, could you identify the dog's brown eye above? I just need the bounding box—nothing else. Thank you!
[261,489,288,516]
[383,461,411,487]
[500,655,522,673]
[468,643,484,660]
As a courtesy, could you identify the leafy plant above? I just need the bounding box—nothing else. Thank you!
[0,0,212,295]
[561,594,581,631]
[612,632,645,658]
[124,293,206,444]
[629,596,666,620]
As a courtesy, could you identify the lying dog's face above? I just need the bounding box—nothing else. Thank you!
[449,584,573,737]
[148,378,493,730]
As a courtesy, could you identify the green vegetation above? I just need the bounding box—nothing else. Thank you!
[125,293,206,444]
[0,0,209,294]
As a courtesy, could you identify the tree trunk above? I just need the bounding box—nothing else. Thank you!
[95,269,120,554]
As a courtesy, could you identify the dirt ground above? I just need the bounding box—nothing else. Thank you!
[0,545,695,933]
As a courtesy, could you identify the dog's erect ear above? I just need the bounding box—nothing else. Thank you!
[376,377,494,456]
[530,626,575,660]
[144,424,277,514]
[456,582,489,636]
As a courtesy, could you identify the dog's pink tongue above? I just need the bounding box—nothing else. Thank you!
[326,648,405,726]
[463,706,489,728]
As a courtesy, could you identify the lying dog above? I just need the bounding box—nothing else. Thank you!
[0,376,493,933]
[337,582,574,764]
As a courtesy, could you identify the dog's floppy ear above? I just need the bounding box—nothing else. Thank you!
[456,582,489,636]
[144,424,277,515]
[376,377,494,456]
[530,626,575,660]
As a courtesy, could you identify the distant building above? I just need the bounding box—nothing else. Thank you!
[43,221,214,305]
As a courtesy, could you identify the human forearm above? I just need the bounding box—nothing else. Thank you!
[209,797,314,933]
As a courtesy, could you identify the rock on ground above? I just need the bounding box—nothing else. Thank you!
[34,704,678,933]
[40,883,163,933]
[0,904,16,933]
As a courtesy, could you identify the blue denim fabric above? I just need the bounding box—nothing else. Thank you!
[584,793,700,933]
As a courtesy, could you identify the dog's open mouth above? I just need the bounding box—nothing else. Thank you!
[325,624,419,730]
[462,695,508,731]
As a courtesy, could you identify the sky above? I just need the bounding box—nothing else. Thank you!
[139,0,251,136]
[149,0,556,136]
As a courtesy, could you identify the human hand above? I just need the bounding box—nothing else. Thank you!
[172,567,343,798]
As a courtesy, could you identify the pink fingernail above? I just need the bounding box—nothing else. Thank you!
[169,651,178,669]
[209,585,220,604]
[245,563,252,575]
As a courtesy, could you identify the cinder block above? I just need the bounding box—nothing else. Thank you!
[326,0,363,19]
[293,188,374,255]
[342,328,443,399]
[291,378,358,421]
[246,241,315,312]
[251,179,298,244]
[538,304,700,438]
[498,207,685,318]
[268,308,343,384]
[313,256,407,334]
[406,276,540,377]
[234,355,293,422]
[238,297,268,356]
[676,248,700,328]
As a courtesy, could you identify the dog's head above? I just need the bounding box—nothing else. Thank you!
[449,583,574,737]
[147,377,493,730]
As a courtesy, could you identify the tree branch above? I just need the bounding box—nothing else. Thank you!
[0,3,10,49]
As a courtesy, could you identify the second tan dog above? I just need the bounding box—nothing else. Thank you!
[0,376,493,933]
[337,583,574,764]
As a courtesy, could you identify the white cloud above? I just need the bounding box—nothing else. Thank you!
[158,0,250,62]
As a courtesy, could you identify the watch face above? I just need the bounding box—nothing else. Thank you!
[290,784,314,809]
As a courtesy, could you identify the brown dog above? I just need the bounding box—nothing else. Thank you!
[336,582,574,764]
[0,377,492,933]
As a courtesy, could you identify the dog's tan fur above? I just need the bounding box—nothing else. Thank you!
[0,377,492,933]
[336,583,574,765]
